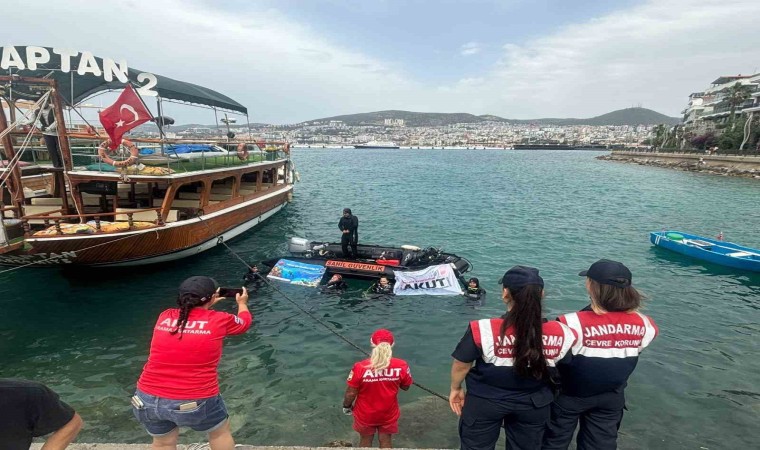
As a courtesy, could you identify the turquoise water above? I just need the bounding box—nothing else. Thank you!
[2,149,759,448]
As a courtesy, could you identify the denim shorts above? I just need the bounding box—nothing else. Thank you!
[132,389,229,436]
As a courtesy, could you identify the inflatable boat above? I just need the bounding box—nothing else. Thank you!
[261,237,472,280]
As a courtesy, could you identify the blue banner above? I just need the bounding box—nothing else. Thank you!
[267,259,327,287]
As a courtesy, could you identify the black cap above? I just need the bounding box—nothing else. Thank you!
[500,266,544,289]
[343,208,352,214]
[579,259,632,288]
[178,276,218,299]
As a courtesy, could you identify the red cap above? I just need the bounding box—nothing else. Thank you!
[371,329,394,345]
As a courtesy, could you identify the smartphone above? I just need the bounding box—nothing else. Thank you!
[218,287,244,297]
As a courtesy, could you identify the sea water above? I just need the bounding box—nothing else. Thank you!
[1,149,759,448]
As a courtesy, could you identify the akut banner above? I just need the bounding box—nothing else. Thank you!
[392,264,463,296]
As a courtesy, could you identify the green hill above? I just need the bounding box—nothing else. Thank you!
[307,107,680,127]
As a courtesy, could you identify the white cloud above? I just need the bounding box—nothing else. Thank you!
[1,0,424,123]
[443,0,760,118]
[460,42,482,56]
[4,0,760,122]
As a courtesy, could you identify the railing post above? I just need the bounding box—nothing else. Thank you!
[128,213,134,229]
[156,209,164,226]
[94,216,102,232]
[54,220,62,236]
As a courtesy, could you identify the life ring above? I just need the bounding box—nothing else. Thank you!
[98,139,139,167]
[237,143,249,161]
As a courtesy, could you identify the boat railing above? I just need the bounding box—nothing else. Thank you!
[8,132,290,174]
[21,207,165,236]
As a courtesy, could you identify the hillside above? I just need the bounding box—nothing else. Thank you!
[311,110,485,127]
[307,107,680,127]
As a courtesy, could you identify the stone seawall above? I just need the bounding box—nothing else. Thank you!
[599,151,760,179]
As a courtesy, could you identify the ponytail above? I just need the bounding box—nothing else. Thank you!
[369,342,393,371]
[171,293,209,338]
[500,284,547,380]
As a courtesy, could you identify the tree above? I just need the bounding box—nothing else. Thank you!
[726,82,752,126]
[652,124,667,149]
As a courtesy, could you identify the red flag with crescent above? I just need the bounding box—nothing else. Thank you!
[98,85,152,149]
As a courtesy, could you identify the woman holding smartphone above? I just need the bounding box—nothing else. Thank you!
[132,276,251,450]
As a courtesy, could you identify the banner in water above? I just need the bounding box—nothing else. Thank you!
[392,264,463,296]
[267,259,326,287]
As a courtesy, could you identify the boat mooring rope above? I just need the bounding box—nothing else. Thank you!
[195,214,450,402]
[0,229,152,275]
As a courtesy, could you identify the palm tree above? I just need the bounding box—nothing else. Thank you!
[727,82,751,127]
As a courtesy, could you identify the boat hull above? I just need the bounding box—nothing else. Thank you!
[0,186,292,268]
[650,231,760,272]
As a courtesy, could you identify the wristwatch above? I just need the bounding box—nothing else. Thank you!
[342,407,353,415]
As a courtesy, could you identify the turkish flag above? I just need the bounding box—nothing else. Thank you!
[98,85,152,149]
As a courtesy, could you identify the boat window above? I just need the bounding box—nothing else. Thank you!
[210,176,235,200]
[240,171,259,194]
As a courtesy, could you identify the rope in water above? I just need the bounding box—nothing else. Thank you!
[196,213,450,402]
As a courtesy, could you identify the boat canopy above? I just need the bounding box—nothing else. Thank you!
[0,46,247,114]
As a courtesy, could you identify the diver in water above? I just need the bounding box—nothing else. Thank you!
[463,277,486,300]
[372,276,394,295]
[323,273,349,293]
[243,265,266,291]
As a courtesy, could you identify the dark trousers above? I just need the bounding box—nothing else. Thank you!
[43,134,64,168]
[459,393,549,450]
[543,391,625,450]
[341,232,357,258]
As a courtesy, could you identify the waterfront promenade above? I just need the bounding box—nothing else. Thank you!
[602,150,760,177]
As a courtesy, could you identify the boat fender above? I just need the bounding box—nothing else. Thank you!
[401,244,421,251]
[98,139,139,167]
[237,143,249,161]
[666,232,684,241]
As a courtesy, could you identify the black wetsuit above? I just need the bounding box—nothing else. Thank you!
[243,270,266,291]
[322,280,348,293]
[338,214,359,258]
[464,287,486,300]
[372,283,394,295]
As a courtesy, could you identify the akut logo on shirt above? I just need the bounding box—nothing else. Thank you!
[156,318,211,335]
[362,367,402,381]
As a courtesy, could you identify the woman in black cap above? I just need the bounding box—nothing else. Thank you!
[449,266,577,450]
[543,259,659,450]
[133,276,251,449]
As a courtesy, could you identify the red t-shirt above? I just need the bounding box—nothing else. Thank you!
[347,357,413,426]
[137,307,252,399]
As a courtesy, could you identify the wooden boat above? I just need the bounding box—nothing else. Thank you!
[0,46,295,267]
[650,231,760,272]
[261,237,472,280]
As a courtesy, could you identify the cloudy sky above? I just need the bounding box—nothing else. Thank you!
[4,0,760,124]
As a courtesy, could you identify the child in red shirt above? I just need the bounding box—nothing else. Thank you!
[343,329,413,448]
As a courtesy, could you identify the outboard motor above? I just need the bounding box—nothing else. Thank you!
[288,237,312,254]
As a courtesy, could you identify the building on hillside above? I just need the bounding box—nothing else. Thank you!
[683,73,760,134]
[384,118,405,127]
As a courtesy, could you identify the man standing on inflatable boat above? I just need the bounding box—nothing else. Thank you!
[339,208,359,259]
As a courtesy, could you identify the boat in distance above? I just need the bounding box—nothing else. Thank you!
[650,231,760,272]
[261,237,472,280]
[353,141,400,149]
